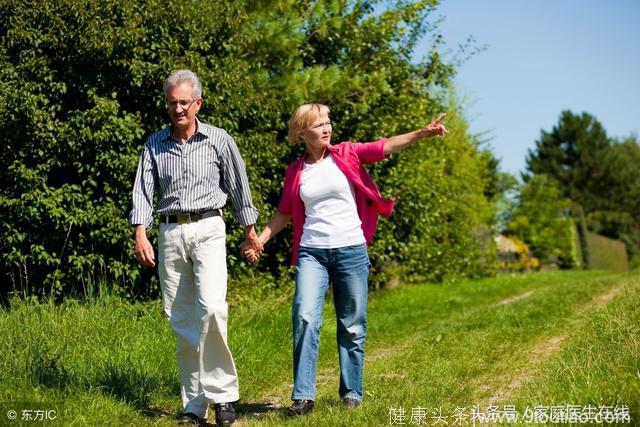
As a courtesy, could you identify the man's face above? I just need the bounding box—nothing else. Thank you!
[166,81,202,129]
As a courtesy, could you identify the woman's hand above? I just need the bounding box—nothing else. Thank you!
[417,113,447,138]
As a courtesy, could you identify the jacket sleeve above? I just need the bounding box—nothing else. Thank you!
[351,138,388,164]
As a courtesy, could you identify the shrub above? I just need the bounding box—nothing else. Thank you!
[507,174,576,268]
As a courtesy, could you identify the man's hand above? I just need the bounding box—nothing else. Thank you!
[240,225,264,263]
[134,225,156,267]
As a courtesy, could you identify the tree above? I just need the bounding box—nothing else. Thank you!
[585,137,640,264]
[525,112,640,265]
[507,174,576,268]
[524,110,611,212]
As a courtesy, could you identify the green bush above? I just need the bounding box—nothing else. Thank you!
[0,0,496,299]
[369,109,497,284]
[507,174,576,268]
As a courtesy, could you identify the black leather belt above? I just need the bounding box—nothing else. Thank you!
[162,209,222,224]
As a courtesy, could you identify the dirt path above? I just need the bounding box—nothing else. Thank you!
[498,290,534,305]
[484,282,628,405]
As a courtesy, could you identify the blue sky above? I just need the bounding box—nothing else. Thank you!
[415,0,640,175]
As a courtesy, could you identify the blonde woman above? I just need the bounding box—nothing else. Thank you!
[243,104,446,415]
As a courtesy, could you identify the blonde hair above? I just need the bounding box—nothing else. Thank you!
[287,103,330,146]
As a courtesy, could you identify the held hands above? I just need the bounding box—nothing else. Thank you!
[241,245,261,263]
[239,227,264,264]
[239,240,262,263]
[418,113,448,139]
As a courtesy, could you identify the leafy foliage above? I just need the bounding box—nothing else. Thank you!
[507,175,576,268]
[525,111,640,265]
[0,0,496,299]
[495,235,540,272]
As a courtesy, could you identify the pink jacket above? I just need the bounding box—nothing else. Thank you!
[277,139,395,265]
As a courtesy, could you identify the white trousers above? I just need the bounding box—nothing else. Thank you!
[158,216,239,418]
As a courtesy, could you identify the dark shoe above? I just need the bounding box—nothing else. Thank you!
[343,398,361,408]
[177,412,202,425]
[214,402,236,426]
[288,399,314,416]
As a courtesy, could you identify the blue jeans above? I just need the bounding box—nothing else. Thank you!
[291,244,370,401]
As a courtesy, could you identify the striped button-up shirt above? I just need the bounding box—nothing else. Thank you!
[129,119,258,228]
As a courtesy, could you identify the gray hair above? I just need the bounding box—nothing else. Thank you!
[164,69,202,99]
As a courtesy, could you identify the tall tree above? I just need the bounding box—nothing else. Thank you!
[526,111,640,264]
[586,136,640,261]
[524,110,611,212]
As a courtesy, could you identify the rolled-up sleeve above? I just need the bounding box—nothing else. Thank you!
[220,135,258,226]
[129,144,157,228]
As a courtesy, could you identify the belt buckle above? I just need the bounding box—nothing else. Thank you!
[177,213,191,224]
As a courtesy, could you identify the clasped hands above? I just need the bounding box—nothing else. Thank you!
[239,235,263,263]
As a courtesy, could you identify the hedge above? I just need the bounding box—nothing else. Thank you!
[585,232,629,271]
[0,0,497,299]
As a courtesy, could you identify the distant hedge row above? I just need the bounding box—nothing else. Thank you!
[584,232,629,271]
[0,0,497,299]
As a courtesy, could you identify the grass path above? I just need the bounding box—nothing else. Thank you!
[235,271,639,426]
[1,270,638,426]
[483,282,626,405]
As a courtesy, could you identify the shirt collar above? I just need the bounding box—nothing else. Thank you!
[164,117,205,142]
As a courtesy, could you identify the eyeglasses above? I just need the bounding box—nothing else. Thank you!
[166,98,199,110]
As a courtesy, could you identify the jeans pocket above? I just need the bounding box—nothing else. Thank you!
[346,243,367,252]
[345,244,370,269]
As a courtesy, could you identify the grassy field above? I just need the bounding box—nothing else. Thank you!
[1,270,638,426]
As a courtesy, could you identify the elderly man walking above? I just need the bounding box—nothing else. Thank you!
[130,69,262,426]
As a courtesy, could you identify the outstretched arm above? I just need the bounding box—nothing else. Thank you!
[383,113,447,156]
[241,211,292,263]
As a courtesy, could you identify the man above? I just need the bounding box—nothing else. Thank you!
[130,69,262,426]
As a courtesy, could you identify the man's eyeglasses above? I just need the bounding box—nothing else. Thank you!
[166,98,199,110]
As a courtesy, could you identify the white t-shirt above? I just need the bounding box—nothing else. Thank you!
[299,154,366,248]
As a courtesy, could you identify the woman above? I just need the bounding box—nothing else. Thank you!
[242,103,446,415]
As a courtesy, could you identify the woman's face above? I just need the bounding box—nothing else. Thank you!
[300,114,332,149]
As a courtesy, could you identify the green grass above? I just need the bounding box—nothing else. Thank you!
[1,270,638,426]
[512,275,640,421]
